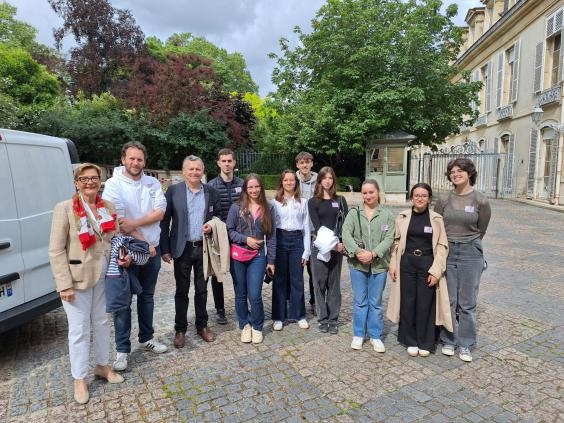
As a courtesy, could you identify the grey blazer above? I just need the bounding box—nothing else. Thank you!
[160,182,221,258]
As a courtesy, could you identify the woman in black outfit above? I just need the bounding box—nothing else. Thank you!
[308,166,348,334]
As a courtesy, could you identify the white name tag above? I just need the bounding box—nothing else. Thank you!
[209,206,213,212]
[235,187,242,193]
[381,224,389,231]
[332,202,339,208]
[465,205,475,213]
[424,226,433,233]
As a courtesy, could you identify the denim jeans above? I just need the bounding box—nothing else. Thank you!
[173,243,208,332]
[272,230,306,322]
[113,246,161,353]
[440,239,484,349]
[230,248,266,331]
[349,268,387,339]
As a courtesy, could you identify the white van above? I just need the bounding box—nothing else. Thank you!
[0,129,79,333]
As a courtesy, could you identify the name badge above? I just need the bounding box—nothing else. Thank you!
[332,202,339,208]
[235,187,242,193]
[424,226,433,233]
[464,205,475,213]
[381,224,389,231]
[209,206,213,212]
[149,189,156,198]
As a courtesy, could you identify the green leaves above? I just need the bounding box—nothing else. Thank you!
[270,0,481,155]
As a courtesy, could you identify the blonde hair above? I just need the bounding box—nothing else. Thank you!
[74,163,101,181]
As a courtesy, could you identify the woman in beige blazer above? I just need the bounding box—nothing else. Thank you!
[387,183,452,357]
[49,163,125,404]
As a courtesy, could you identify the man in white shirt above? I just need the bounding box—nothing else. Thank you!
[295,151,318,314]
[102,141,168,371]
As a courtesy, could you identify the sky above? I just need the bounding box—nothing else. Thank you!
[7,0,483,97]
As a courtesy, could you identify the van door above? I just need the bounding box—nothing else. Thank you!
[0,142,24,312]
[7,137,75,303]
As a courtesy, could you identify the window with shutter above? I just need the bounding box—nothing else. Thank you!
[547,139,558,199]
[510,40,520,103]
[502,134,515,193]
[487,60,493,112]
[496,52,504,107]
[556,9,563,32]
[527,130,538,199]
[534,42,544,93]
[547,16,555,37]
[550,33,561,86]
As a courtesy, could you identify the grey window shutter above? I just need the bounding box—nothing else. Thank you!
[510,41,520,103]
[534,42,544,93]
[548,139,558,199]
[486,61,493,112]
[527,130,538,199]
[503,134,515,193]
[496,52,504,107]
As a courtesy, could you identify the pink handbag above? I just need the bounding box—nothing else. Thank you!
[230,244,259,262]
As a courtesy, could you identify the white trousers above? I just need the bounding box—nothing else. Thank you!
[62,276,110,379]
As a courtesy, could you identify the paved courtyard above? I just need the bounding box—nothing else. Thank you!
[0,199,563,422]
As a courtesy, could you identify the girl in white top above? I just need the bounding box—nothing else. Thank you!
[270,170,311,330]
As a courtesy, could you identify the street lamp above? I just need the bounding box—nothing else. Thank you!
[531,105,564,132]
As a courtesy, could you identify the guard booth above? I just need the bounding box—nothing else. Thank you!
[366,131,416,203]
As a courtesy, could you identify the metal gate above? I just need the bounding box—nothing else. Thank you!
[409,143,510,198]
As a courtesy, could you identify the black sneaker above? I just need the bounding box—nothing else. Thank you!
[328,323,338,334]
[318,322,329,333]
[216,309,228,325]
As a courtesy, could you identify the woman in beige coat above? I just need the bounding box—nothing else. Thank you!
[387,183,452,357]
[49,163,125,404]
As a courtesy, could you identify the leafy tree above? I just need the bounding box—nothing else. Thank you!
[116,51,255,148]
[269,0,481,160]
[35,93,133,163]
[49,0,145,96]
[146,33,258,94]
[0,45,60,128]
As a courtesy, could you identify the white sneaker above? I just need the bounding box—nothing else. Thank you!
[370,338,386,353]
[297,319,309,329]
[113,352,128,371]
[141,338,168,354]
[241,324,252,343]
[273,321,283,331]
[441,344,455,356]
[351,336,364,350]
[418,349,430,357]
[251,328,263,344]
[458,347,473,362]
[407,346,419,357]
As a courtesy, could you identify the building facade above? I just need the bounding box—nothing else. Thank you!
[421,0,564,205]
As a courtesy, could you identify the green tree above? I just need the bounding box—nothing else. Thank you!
[146,33,258,94]
[0,2,36,48]
[0,45,60,128]
[269,0,481,161]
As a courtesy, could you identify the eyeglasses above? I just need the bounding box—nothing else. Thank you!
[412,194,429,199]
[77,176,100,183]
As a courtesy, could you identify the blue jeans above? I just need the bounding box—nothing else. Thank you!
[272,230,305,321]
[440,239,484,349]
[230,248,266,331]
[113,246,161,353]
[349,268,387,339]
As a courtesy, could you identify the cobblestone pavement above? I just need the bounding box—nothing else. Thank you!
[1,200,563,422]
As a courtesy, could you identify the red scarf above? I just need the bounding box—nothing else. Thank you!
[72,193,116,251]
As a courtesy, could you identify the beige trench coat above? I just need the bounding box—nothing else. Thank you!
[386,208,453,332]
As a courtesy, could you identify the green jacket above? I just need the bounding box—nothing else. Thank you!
[342,205,395,274]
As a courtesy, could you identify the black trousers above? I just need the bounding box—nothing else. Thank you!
[210,276,225,311]
[398,253,436,352]
[173,243,208,332]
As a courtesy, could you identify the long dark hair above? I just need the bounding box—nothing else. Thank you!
[313,166,337,199]
[238,173,272,235]
[274,169,301,204]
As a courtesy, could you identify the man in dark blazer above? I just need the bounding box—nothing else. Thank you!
[160,155,221,347]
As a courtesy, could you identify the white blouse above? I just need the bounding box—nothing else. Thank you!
[270,197,311,260]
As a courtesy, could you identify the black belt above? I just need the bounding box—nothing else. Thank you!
[411,249,433,257]
[187,240,203,247]
[277,229,302,234]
